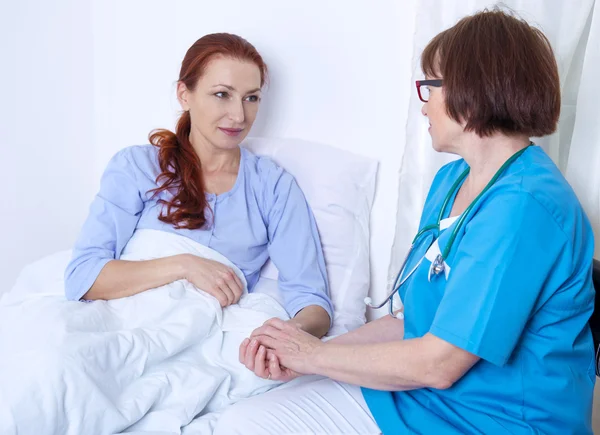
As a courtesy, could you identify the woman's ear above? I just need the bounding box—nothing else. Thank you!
[176,82,190,111]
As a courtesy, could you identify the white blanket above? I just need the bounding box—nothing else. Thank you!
[0,229,289,435]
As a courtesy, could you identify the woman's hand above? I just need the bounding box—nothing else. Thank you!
[266,350,302,382]
[250,318,324,376]
[239,337,270,379]
[238,335,302,382]
[179,254,244,307]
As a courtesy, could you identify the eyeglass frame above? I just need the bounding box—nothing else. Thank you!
[415,79,443,103]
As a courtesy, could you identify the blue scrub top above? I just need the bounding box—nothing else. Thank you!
[64,145,333,321]
[363,146,595,434]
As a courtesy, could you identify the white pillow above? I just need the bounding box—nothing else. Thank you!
[242,137,378,335]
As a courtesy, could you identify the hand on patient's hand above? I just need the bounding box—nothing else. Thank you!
[250,318,324,377]
[240,319,303,382]
[266,350,302,382]
[239,336,301,382]
[179,254,244,307]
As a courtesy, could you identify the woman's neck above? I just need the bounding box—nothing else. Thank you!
[459,134,530,197]
[189,127,240,174]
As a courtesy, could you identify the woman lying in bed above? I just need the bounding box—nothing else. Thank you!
[64,33,332,376]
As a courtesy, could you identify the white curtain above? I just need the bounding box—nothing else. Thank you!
[388,0,597,288]
[566,0,600,258]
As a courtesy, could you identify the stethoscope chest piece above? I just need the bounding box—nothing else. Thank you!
[427,254,446,282]
[431,254,445,275]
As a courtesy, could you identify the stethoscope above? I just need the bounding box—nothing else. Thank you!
[364,144,533,318]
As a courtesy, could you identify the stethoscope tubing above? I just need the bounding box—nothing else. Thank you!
[364,144,533,316]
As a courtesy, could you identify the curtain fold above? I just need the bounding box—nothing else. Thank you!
[566,0,600,258]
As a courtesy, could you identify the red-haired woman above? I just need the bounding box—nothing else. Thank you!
[64,34,333,376]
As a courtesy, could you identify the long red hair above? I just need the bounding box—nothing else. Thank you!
[148,33,268,229]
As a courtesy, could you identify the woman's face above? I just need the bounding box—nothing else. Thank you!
[420,77,465,153]
[177,55,262,150]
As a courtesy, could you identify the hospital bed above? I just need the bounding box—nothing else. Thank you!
[0,137,379,435]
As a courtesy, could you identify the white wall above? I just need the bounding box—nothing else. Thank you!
[0,0,95,294]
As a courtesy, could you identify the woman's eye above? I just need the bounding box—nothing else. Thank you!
[244,95,259,103]
[214,91,229,99]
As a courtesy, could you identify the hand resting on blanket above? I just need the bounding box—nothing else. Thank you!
[180,254,245,306]
[82,251,245,306]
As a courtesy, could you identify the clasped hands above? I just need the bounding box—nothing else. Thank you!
[238,318,324,382]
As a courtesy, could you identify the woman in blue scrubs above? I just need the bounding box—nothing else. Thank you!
[217,9,596,435]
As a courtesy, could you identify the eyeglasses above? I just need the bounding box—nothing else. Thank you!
[415,79,443,103]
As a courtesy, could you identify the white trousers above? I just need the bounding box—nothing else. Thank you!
[213,377,382,435]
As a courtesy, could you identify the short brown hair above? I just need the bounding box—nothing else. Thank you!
[421,9,560,137]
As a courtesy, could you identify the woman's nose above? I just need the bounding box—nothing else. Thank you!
[229,100,245,124]
[421,102,428,117]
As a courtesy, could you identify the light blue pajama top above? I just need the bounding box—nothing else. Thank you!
[64,145,333,321]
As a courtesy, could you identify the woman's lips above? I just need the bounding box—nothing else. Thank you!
[219,127,244,137]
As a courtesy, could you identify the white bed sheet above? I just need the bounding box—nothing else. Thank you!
[0,230,289,435]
